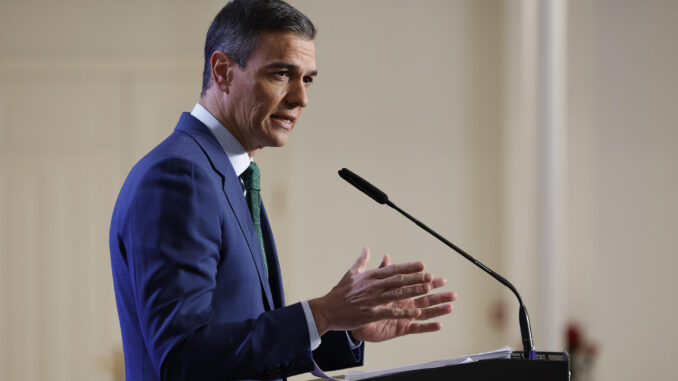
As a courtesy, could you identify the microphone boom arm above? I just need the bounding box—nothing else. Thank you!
[339,168,536,359]
[386,200,535,359]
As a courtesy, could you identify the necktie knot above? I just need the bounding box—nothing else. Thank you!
[242,162,261,192]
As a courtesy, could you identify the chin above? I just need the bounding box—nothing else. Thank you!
[272,138,289,147]
[270,131,291,147]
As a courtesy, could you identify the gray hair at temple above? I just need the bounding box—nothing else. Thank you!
[201,0,316,96]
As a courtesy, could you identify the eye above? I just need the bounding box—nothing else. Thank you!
[274,71,289,79]
[303,76,314,86]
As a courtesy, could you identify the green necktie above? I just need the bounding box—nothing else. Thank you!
[241,161,268,278]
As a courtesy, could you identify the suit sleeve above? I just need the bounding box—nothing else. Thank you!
[313,331,364,371]
[119,157,314,380]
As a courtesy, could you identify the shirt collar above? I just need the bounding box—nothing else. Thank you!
[191,103,252,177]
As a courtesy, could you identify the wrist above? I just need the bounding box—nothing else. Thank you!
[347,329,360,342]
[308,297,330,336]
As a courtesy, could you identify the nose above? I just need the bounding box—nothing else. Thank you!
[285,79,309,108]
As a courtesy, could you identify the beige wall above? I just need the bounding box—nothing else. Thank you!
[0,1,676,380]
[280,1,506,376]
[567,0,678,379]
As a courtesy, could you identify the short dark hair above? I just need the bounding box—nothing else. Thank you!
[201,0,316,96]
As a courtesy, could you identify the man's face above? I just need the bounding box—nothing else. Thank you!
[224,31,317,153]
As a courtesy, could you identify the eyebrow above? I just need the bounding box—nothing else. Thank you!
[267,62,318,77]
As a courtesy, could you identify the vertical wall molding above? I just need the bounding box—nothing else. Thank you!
[537,0,568,351]
[502,0,567,351]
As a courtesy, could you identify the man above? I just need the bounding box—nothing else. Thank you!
[109,1,457,380]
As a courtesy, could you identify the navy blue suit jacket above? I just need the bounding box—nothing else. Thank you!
[110,113,363,380]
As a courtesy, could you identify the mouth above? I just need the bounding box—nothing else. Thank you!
[270,113,297,130]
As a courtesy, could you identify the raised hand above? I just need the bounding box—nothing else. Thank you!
[350,254,457,342]
[309,247,456,342]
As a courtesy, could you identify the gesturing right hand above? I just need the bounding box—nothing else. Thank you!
[308,247,451,337]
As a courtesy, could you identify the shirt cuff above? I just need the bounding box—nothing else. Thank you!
[301,300,322,350]
[345,330,363,350]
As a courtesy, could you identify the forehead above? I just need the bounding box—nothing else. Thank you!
[248,31,317,72]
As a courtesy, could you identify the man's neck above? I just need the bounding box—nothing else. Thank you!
[198,94,256,157]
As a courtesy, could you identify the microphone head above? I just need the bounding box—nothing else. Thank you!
[338,168,389,204]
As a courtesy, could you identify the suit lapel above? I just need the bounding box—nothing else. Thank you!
[174,113,275,310]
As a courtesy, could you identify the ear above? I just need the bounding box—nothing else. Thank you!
[210,51,236,93]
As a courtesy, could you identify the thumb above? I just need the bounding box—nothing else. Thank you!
[350,247,370,274]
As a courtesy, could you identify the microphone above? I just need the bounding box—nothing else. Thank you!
[338,168,536,359]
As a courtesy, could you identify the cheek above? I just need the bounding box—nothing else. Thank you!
[240,82,285,132]
[235,90,261,130]
[255,83,285,113]
[250,103,266,126]
[234,102,253,132]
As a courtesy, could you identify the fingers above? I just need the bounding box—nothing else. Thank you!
[417,304,454,320]
[378,283,432,304]
[373,305,422,320]
[367,255,450,306]
[405,322,443,335]
[350,247,370,274]
[413,291,457,308]
[378,254,391,268]
[372,261,425,279]
[412,291,457,321]
[431,276,447,289]
[380,272,433,290]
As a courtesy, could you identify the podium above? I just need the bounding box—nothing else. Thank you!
[351,351,569,381]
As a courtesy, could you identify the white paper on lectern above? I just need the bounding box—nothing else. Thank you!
[311,360,343,380]
[341,346,513,380]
